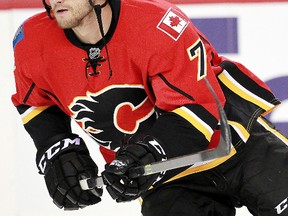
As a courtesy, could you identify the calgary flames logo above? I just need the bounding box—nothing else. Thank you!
[69,85,156,150]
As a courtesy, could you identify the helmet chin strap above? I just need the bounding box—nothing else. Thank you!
[42,0,109,20]
[89,0,113,79]
[89,0,109,9]
[42,0,53,19]
[88,0,109,38]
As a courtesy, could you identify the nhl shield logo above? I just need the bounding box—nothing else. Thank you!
[89,47,101,59]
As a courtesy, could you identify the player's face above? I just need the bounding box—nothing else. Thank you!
[50,0,94,29]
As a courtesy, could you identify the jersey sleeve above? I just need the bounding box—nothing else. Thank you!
[11,20,74,150]
[126,8,228,185]
[139,6,280,184]
[144,11,225,154]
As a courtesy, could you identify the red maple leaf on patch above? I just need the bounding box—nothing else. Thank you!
[169,16,182,27]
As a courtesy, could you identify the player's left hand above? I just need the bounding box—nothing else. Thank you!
[102,136,166,202]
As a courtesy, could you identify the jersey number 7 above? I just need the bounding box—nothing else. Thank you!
[187,39,207,81]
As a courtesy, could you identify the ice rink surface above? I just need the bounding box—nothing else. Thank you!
[1,1,288,215]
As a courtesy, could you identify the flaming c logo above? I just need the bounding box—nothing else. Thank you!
[69,85,156,150]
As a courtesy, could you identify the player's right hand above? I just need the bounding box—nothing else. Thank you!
[36,135,102,210]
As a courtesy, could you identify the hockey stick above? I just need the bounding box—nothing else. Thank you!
[80,77,231,190]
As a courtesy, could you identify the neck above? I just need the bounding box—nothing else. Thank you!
[73,1,112,44]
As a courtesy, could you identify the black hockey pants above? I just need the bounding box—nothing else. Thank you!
[141,117,288,216]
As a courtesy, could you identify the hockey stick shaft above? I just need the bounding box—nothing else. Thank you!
[80,78,231,190]
[80,145,230,190]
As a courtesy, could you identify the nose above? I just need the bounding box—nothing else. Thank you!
[49,0,63,6]
[50,0,63,4]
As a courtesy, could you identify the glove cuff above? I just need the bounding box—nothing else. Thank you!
[36,134,88,174]
[133,135,167,163]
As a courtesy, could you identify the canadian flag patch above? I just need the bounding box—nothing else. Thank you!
[157,7,189,41]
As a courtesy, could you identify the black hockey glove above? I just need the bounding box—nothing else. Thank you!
[102,135,167,202]
[36,135,102,210]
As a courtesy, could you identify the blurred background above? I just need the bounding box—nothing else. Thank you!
[1,0,288,215]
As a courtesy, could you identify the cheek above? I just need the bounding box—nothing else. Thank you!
[48,1,53,8]
[48,0,56,9]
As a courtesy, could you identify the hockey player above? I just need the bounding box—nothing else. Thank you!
[11,0,288,215]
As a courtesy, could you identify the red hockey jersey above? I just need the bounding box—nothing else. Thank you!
[12,0,279,182]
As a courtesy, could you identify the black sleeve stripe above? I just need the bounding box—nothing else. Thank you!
[23,82,36,104]
[157,73,195,101]
[41,88,63,106]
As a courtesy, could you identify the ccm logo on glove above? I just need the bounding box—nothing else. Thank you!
[37,137,81,174]
[275,197,288,215]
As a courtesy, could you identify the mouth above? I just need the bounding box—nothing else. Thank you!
[56,8,68,13]
[54,6,69,15]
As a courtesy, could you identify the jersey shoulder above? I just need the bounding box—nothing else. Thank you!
[120,0,196,45]
[13,11,60,56]
[13,12,63,62]
[118,0,201,67]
